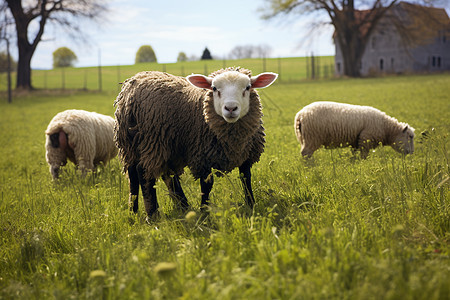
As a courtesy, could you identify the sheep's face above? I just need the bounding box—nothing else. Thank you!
[211,72,252,122]
[187,71,278,123]
[45,133,68,179]
[392,125,415,155]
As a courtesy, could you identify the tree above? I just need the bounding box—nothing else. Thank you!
[229,44,273,59]
[3,0,107,90]
[229,45,254,59]
[135,45,157,63]
[52,47,77,68]
[177,51,188,62]
[261,0,445,77]
[201,47,213,60]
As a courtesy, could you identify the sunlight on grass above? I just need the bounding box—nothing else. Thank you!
[0,71,449,299]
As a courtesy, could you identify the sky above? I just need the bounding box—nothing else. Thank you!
[23,0,335,69]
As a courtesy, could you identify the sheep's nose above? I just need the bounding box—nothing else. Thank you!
[225,105,238,112]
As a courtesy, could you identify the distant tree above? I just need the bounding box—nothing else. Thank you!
[188,54,199,61]
[2,0,108,90]
[229,44,273,59]
[135,45,157,63]
[177,51,188,62]
[0,51,16,72]
[255,44,273,58]
[201,47,213,60]
[52,47,77,68]
[229,45,251,59]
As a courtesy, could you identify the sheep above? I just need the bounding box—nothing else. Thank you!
[114,67,278,218]
[45,109,118,179]
[294,101,415,158]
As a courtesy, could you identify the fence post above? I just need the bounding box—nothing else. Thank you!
[278,57,281,82]
[6,37,12,103]
[117,65,121,92]
[61,67,65,90]
[84,69,87,90]
[311,53,315,80]
[98,49,102,92]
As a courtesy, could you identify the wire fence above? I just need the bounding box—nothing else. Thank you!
[0,55,336,94]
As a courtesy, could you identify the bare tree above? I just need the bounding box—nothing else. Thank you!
[261,0,447,77]
[229,44,273,59]
[2,0,108,90]
[255,44,273,58]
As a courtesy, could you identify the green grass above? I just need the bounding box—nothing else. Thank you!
[0,67,449,299]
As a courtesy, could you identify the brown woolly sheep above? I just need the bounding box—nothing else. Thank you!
[45,109,118,179]
[294,101,415,158]
[114,67,278,218]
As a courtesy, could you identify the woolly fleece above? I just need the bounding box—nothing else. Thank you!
[45,109,118,178]
[114,67,265,181]
[294,101,415,157]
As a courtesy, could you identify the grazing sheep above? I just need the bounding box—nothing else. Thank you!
[294,101,415,158]
[45,109,118,179]
[114,67,278,217]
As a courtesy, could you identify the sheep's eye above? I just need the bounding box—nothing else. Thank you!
[212,86,217,92]
[246,85,250,91]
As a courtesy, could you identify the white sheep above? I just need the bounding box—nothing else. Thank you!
[114,67,278,218]
[45,109,118,179]
[294,101,415,158]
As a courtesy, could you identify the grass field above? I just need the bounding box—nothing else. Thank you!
[0,63,449,299]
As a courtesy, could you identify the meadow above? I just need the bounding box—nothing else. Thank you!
[0,61,449,299]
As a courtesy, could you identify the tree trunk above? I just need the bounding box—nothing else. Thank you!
[16,39,33,89]
[337,1,363,77]
[339,34,364,77]
[7,0,45,90]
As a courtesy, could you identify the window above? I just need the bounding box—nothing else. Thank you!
[380,59,384,71]
[432,56,436,67]
[437,57,441,68]
[336,63,341,73]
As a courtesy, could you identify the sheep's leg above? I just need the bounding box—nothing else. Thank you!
[136,165,159,217]
[128,165,140,213]
[357,135,374,159]
[162,175,190,211]
[239,161,255,209]
[200,175,214,211]
[301,145,316,158]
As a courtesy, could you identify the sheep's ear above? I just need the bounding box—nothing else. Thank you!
[402,125,408,133]
[186,74,213,90]
[251,72,278,89]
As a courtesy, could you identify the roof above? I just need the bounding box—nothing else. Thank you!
[333,1,450,41]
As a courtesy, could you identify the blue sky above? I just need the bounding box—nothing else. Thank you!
[29,0,336,69]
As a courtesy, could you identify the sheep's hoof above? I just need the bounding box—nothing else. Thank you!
[145,211,161,224]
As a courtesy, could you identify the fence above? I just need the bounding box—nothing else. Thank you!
[0,56,336,93]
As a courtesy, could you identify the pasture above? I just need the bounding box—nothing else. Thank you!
[0,65,449,299]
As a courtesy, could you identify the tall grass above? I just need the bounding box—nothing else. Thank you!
[0,70,449,299]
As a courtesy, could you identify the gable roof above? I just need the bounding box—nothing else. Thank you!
[333,1,450,41]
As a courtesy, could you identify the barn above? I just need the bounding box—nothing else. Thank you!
[335,2,450,76]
